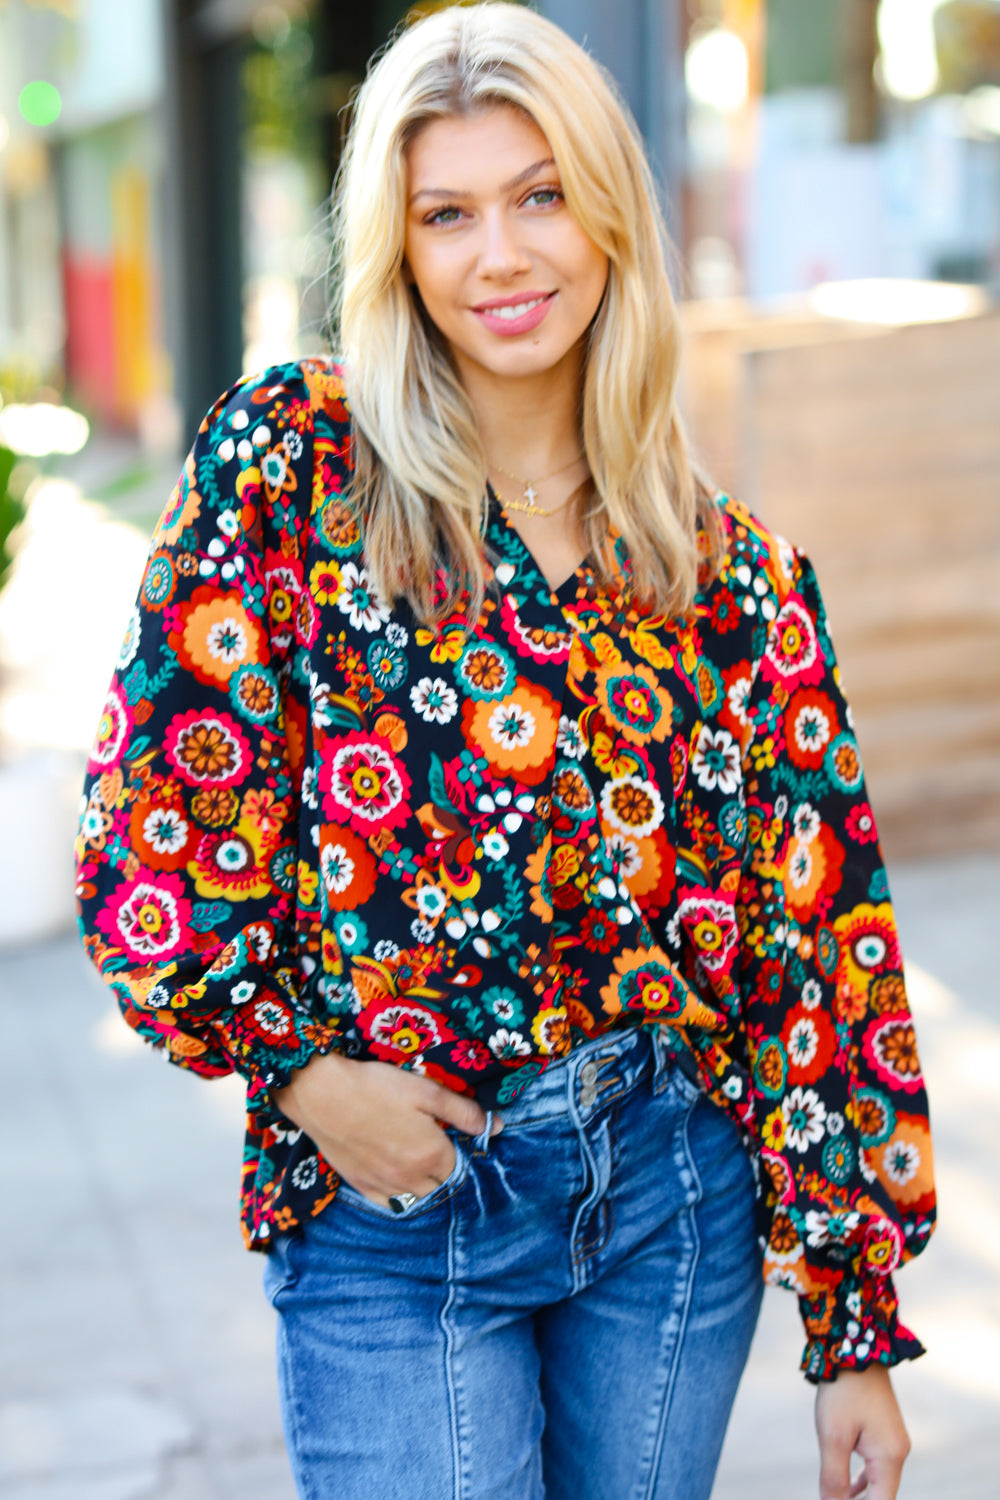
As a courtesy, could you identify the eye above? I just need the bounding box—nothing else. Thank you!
[522,186,563,209]
[423,204,465,226]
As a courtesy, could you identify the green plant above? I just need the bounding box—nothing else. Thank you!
[0,444,25,595]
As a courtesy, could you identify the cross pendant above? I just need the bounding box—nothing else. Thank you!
[523,483,538,513]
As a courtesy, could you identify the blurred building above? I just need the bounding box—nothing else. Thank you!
[0,0,166,424]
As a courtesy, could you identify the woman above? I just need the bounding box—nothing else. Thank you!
[76,6,934,1498]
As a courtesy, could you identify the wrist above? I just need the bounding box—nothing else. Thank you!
[273,1049,352,1124]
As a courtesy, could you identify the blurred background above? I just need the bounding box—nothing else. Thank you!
[0,3,998,1498]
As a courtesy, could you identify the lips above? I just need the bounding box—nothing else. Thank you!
[470,291,556,336]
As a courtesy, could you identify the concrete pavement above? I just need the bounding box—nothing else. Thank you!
[1,854,998,1499]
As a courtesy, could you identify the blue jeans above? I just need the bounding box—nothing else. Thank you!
[263,1026,763,1500]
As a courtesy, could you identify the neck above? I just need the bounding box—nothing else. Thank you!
[454,341,585,477]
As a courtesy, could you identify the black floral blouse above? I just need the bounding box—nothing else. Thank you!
[76,359,935,1381]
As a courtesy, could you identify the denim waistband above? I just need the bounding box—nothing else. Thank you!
[491,1024,679,1131]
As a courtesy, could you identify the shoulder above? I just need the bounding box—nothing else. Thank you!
[700,491,807,624]
[199,357,353,451]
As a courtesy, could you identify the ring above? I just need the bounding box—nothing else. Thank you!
[388,1192,419,1214]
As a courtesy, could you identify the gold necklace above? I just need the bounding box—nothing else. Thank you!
[492,451,584,516]
[492,475,588,518]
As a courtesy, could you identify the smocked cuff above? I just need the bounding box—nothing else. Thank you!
[798,1270,926,1383]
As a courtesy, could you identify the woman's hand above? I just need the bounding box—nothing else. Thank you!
[273,1051,501,1206]
[815,1365,910,1499]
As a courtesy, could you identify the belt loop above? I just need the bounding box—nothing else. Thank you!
[650,1024,669,1084]
[474,1109,494,1152]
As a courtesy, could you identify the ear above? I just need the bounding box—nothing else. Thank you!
[401,257,416,287]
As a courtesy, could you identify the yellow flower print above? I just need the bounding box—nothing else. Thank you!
[297,860,319,909]
[750,736,777,772]
[591,633,623,668]
[309,559,342,606]
[415,626,465,664]
[590,728,643,779]
[761,1107,786,1150]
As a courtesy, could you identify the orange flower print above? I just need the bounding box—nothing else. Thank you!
[191,785,240,827]
[595,661,674,746]
[152,455,201,546]
[531,1004,570,1055]
[171,588,264,689]
[462,682,559,787]
[863,1015,924,1094]
[870,1113,934,1209]
[599,775,665,839]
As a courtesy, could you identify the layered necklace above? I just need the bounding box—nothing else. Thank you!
[490,451,586,517]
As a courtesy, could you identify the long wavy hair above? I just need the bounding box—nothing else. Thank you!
[333,1,719,624]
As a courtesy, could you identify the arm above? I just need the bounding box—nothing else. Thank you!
[736,549,934,1490]
[75,365,338,1106]
[76,363,494,1199]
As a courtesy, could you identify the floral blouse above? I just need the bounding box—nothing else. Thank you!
[76,359,935,1381]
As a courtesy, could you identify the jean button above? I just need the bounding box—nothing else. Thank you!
[580,1060,599,1087]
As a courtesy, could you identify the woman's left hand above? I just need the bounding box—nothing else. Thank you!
[814,1365,910,1499]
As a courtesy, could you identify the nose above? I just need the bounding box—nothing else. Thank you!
[477,207,531,280]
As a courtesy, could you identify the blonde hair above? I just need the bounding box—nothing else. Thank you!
[334,1,718,623]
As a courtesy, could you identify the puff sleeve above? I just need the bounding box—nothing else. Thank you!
[75,364,341,1109]
[736,548,935,1381]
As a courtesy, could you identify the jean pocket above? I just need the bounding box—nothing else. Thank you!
[334,1135,469,1221]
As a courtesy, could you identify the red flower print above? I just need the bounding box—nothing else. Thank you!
[764,599,825,687]
[319,731,412,836]
[318,825,378,910]
[165,709,252,788]
[89,688,131,769]
[782,1001,837,1086]
[845,803,878,844]
[96,869,191,964]
[785,689,839,770]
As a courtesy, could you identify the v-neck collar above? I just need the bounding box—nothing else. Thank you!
[485,484,594,607]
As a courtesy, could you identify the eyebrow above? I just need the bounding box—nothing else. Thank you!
[408,156,557,206]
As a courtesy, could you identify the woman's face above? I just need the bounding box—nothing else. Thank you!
[403,106,609,389]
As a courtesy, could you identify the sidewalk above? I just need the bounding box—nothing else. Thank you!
[1,855,998,1500]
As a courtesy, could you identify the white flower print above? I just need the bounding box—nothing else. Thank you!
[410,676,458,724]
[726,674,752,730]
[801,978,823,1010]
[488,701,535,750]
[782,1087,827,1152]
[691,724,741,795]
[488,1028,532,1060]
[142,807,189,855]
[606,833,642,879]
[882,1138,920,1186]
[557,714,585,760]
[792,802,821,842]
[482,831,509,861]
[118,607,141,670]
[309,671,333,729]
[302,764,318,810]
[793,703,833,758]
[291,1155,319,1191]
[786,1016,819,1069]
[804,1209,860,1248]
[320,842,355,895]
[337,562,390,632]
